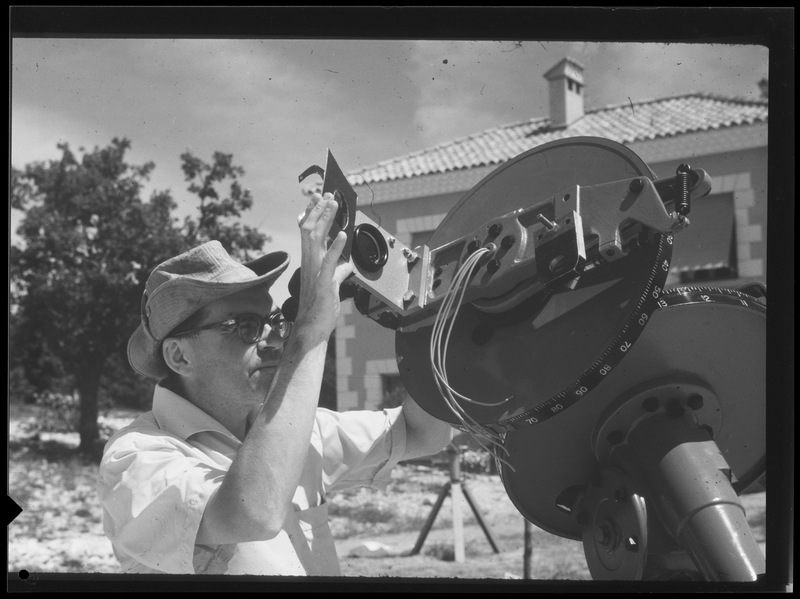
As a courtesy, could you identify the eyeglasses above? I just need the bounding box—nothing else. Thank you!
[171,312,292,344]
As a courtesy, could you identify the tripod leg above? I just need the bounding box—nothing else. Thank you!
[451,481,466,562]
[410,482,451,556]
[462,483,500,553]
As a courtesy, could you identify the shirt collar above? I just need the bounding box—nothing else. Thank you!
[152,384,239,443]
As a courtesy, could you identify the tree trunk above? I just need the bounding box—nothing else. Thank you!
[76,364,103,457]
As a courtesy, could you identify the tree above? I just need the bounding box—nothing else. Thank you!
[179,150,270,261]
[11,138,186,455]
[11,139,275,455]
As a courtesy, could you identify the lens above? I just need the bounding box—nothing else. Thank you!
[237,314,263,344]
[269,313,291,340]
[353,223,388,272]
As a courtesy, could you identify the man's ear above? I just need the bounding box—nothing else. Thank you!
[162,337,193,376]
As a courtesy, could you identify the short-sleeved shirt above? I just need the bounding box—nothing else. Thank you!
[97,385,408,575]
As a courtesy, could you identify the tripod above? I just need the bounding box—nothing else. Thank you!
[410,444,500,562]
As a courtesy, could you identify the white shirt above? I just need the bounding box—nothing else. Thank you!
[97,385,407,575]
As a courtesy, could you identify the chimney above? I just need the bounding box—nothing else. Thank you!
[544,57,585,129]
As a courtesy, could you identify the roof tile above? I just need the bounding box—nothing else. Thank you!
[347,94,768,185]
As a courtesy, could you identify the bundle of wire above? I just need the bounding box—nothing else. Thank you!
[429,246,516,473]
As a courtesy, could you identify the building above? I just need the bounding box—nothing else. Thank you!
[334,57,768,412]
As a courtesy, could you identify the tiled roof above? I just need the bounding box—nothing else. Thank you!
[346,94,768,185]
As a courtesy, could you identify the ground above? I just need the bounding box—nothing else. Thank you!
[8,403,766,584]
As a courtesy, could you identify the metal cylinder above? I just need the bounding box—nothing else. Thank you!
[614,413,764,581]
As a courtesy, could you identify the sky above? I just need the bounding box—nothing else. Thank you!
[10,35,770,303]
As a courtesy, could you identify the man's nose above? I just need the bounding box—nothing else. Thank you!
[257,327,284,351]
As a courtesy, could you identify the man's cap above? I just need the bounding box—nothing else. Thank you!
[128,240,290,380]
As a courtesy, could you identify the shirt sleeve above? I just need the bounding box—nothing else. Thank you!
[315,406,407,494]
[96,428,224,574]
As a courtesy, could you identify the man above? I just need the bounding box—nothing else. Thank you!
[97,192,453,575]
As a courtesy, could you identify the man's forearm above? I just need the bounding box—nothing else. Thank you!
[198,333,328,544]
[401,397,454,460]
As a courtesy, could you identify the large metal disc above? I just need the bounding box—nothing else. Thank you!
[500,287,766,540]
[427,137,655,246]
[396,137,669,429]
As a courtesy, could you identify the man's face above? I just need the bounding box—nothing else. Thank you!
[184,285,283,409]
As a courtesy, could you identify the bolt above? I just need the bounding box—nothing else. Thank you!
[549,255,567,273]
[537,213,558,231]
[625,536,639,552]
[402,248,419,264]
[487,259,501,273]
[501,235,515,250]
[629,178,644,193]
[687,393,704,410]
[488,223,503,237]
[642,396,659,412]
[387,236,396,247]
[402,290,416,304]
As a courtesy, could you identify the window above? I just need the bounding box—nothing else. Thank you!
[669,193,738,284]
[410,230,433,250]
[382,374,411,409]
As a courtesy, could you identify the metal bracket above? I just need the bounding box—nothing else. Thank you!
[575,466,649,580]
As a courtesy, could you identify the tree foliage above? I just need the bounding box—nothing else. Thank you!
[179,150,269,261]
[11,138,270,455]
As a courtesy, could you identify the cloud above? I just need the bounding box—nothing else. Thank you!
[12,38,769,282]
[407,41,551,148]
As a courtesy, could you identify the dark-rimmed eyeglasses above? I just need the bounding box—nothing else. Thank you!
[170,312,291,344]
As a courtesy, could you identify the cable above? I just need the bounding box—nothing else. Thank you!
[429,247,516,473]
